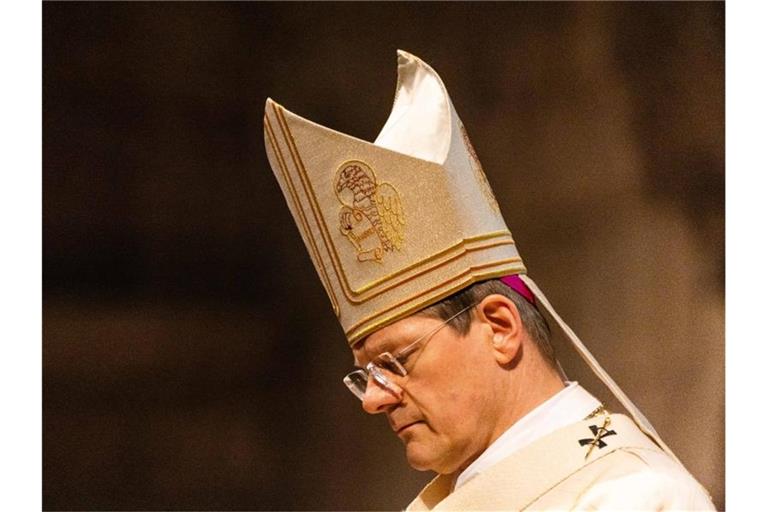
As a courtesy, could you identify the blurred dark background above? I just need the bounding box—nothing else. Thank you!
[43,2,724,510]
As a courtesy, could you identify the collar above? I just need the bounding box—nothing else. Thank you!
[454,381,602,490]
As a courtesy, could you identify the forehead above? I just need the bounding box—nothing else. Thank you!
[351,313,437,366]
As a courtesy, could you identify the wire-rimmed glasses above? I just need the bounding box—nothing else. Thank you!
[343,302,478,401]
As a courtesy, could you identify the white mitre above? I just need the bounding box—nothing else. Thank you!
[264,50,524,344]
[263,50,680,465]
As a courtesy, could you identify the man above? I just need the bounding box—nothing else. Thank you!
[263,50,714,510]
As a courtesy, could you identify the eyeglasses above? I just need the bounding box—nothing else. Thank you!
[343,302,478,401]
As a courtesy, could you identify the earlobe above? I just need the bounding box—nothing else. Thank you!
[492,332,517,365]
[492,334,520,366]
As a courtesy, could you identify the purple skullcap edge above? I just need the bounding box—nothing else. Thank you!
[499,274,536,306]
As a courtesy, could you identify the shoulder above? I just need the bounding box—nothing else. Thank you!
[527,412,716,511]
[567,447,715,511]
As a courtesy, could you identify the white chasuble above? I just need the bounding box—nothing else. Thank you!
[406,413,714,511]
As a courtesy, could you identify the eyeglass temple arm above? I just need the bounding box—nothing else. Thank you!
[397,302,479,360]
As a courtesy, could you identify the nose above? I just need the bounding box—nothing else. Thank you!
[361,375,403,414]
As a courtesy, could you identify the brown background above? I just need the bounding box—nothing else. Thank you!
[43,2,724,510]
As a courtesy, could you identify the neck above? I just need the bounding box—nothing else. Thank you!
[446,359,565,480]
[490,360,565,453]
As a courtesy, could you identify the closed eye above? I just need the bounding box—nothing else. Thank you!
[396,343,421,362]
[395,352,412,366]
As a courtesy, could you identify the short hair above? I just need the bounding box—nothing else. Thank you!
[418,279,557,367]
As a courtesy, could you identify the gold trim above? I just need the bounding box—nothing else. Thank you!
[264,114,340,316]
[352,234,515,298]
[348,238,518,305]
[584,405,607,420]
[272,103,519,304]
[356,230,513,294]
[273,105,359,302]
[346,258,526,343]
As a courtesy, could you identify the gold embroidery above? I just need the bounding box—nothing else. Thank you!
[460,122,501,214]
[334,161,405,263]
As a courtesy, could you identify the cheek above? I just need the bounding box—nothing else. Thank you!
[410,334,495,427]
[415,372,489,429]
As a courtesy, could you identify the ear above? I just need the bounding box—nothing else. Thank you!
[475,294,524,365]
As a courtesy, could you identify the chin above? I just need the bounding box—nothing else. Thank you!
[404,442,455,474]
[405,451,436,472]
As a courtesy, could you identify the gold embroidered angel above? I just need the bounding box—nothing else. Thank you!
[334,161,405,263]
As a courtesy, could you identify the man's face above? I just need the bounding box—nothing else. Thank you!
[352,312,504,475]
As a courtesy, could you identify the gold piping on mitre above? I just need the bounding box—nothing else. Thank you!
[263,50,526,345]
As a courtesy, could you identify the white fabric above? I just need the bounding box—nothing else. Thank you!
[407,412,715,511]
[454,381,601,490]
[572,462,716,511]
[374,50,451,164]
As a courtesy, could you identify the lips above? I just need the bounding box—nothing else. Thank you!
[394,420,423,435]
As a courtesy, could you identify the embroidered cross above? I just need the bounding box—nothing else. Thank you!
[578,416,616,459]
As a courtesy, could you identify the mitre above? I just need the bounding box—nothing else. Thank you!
[263,50,526,344]
[263,50,682,464]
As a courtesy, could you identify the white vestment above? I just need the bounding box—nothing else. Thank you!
[407,385,714,511]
